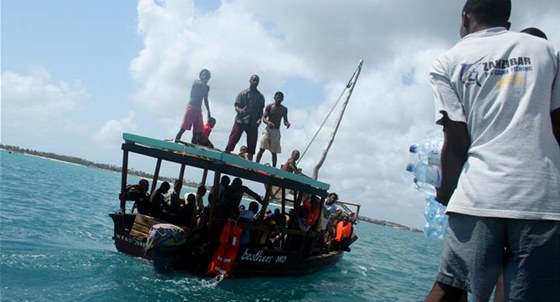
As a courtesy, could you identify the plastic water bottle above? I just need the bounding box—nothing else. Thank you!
[423,195,448,239]
[407,137,448,239]
[409,138,443,166]
[406,162,441,195]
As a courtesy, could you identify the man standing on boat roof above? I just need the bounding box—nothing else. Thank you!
[175,69,212,144]
[225,74,265,160]
[256,91,291,167]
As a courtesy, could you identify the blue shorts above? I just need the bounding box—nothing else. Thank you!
[436,214,560,301]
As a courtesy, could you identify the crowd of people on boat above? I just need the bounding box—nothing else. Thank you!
[124,176,355,253]
[174,70,301,171]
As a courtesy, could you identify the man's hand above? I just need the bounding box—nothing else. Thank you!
[435,188,450,206]
[285,121,291,129]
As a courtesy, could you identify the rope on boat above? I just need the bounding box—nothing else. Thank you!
[298,60,363,164]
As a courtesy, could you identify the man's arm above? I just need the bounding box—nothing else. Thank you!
[256,96,265,125]
[234,92,245,114]
[203,88,211,118]
[436,114,470,205]
[552,107,560,148]
[263,105,273,127]
[242,186,263,204]
[283,107,291,128]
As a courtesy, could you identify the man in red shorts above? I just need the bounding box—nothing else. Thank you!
[175,69,212,144]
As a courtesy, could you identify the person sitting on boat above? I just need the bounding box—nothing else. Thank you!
[282,150,303,175]
[331,215,353,252]
[323,192,340,240]
[179,193,197,228]
[149,181,172,218]
[195,117,216,148]
[260,208,287,249]
[167,179,183,214]
[223,178,263,220]
[126,179,150,214]
[217,175,231,206]
[238,201,260,248]
[296,195,320,232]
[195,185,207,217]
[175,69,212,144]
[238,145,250,160]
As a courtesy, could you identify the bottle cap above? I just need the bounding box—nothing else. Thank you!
[409,144,419,153]
[406,163,415,172]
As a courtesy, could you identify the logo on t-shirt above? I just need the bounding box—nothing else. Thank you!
[460,57,533,88]
[460,60,483,87]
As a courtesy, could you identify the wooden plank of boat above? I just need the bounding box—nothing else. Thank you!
[130,214,165,240]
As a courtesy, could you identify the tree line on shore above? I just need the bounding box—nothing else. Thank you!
[0,144,199,188]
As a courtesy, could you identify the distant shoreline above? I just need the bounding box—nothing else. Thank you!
[1,144,422,233]
[0,144,199,188]
[358,216,422,233]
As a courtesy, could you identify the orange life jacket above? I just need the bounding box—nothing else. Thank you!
[335,221,352,242]
[302,199,320,227]
[208,222,243,278]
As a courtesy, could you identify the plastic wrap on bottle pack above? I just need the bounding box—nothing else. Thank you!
[406,137,448,239]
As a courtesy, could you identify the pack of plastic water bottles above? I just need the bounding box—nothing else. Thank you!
[406,137,448,239]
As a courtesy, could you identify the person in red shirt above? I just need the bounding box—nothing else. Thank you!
[196,117,216,148]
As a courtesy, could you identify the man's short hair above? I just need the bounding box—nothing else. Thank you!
[274,91,284,99]
[463,0,511,27]
[200,69,211,78]
[521,27,548,40]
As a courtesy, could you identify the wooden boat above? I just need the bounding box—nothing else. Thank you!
[109,133,359,278]
[110,61,363,278]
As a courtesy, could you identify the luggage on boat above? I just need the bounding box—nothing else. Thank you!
[146,224,187,273]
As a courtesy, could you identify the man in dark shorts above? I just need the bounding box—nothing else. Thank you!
[175,69,212,144]
[424,0,560,300]
[225,74,265,160]
[256,91,291,167]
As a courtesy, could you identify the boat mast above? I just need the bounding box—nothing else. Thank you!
[312,59,363,180]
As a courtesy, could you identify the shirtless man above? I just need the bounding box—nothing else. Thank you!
[175,69,212,144]
[256,91,291,167]
[282,150,302,175]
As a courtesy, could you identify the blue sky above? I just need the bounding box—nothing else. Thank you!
[2,0,560,228]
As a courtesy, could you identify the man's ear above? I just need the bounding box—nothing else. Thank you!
[462,12,470,31]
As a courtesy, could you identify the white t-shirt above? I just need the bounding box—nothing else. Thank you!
[430,27,560,221]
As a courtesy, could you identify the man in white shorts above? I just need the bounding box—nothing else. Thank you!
[424,0,560,301]
[256,91,291,167]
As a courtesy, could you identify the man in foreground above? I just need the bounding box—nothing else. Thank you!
[424,0,560,301]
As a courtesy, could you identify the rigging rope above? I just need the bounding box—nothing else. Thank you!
[297,66,360,164]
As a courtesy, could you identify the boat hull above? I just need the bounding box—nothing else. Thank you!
[109,212,343,278]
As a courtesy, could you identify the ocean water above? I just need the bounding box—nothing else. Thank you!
[0,150,443,301]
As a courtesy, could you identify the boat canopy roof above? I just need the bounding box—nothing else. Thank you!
[122,133,330,197]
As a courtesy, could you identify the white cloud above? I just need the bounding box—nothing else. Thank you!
[93,111,138,148]
[1,67,89,148]
[1,67,87,117]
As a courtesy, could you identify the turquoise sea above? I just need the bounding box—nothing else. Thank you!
[0,150,443,301]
